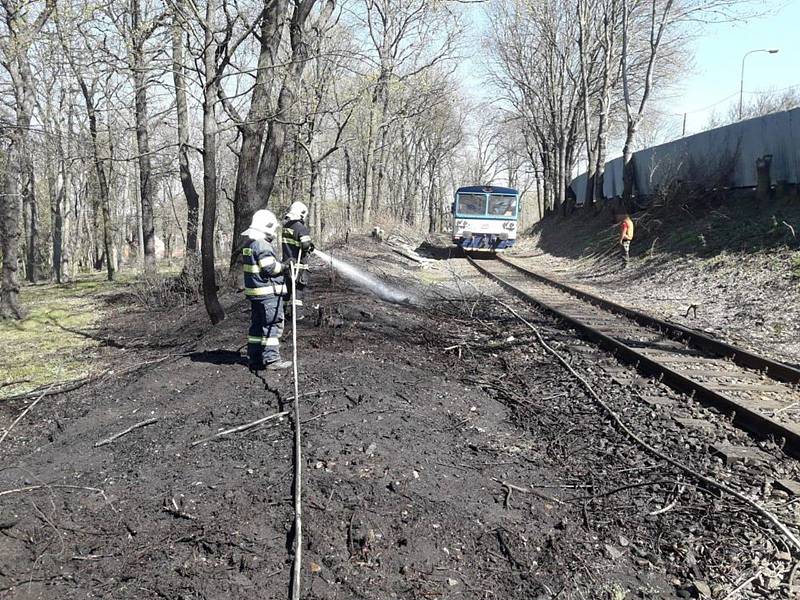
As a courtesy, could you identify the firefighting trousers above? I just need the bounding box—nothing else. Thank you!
[247,296,284,366]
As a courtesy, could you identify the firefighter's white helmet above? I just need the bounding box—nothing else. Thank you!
[285,201,309,222]
[241,209,279,240]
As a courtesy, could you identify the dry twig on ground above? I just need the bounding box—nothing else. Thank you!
[162,497,197,520]
[94,418,159,447]
[191,412,288,446]
[0,380,58,446]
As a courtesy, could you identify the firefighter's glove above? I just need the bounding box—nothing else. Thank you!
[281,259,295,273]
[307,242,315,255]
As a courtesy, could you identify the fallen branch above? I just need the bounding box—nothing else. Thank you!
[389,244,428,264]
[2,356,175,404]
[648,485,686,516]
[0,380,57,447]
[789,560,800,594]
[191,411,288,446]
[574,479,678,502]
[286,387,345,402]
[94,418,159,447]
[302,407,347,424]
[494,478,565,507]
[0,484,104,498]
[494,297,800,553]
[1,371,110,403]
[0,379,31,390]
[162,497,197,520]
[0,484,115,512]
[721,569,762,600]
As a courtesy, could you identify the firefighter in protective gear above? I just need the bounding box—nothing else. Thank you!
[241,210,293,371]
[282,201,315,321]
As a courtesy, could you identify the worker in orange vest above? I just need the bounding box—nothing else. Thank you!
[618,214,634,262]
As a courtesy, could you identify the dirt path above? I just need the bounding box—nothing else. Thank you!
[1,243,798,599]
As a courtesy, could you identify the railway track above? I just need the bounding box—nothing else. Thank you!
[467,253,800,455]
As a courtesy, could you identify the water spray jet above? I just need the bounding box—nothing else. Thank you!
[313,249,416,305]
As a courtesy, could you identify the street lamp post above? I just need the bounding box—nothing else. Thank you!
[739,48,779,120]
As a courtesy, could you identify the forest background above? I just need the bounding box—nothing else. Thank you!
[0,0,796,323]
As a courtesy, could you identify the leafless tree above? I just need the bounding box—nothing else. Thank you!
[620,0,751,205]
[171,0,200,272]
[0,0,54,317]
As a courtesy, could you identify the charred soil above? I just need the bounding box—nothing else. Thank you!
[1,241,798,599]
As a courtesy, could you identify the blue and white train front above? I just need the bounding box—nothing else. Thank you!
[452,187,520,252]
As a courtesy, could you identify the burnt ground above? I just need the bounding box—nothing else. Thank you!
[1,240,800,599]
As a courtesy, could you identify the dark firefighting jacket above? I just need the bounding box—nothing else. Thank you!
[282,220,314,285]
[242,238,287,299]
[282,220,313,262]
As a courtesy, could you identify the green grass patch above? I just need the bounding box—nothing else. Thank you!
[0,273,123,399]
[791,255,800,280]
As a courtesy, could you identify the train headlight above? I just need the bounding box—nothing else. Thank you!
[463,230,473,239]
[499,232,509,241]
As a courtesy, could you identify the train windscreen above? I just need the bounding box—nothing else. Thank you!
[488,194,517,217]
[457,193,486,215]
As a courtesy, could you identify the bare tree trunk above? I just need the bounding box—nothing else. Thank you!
[363,72,390,226]
[201,0,225,325]
[621,0,673,206]
[0,144,24,319]
[0,0,53,316]
[22,161,38,282]
[362,102,378,225]
[50,111,67,283]
[16,61,39,285]
[577,0,596,209]
[172,0,200,272]
[76,79,115,281]
[427,158,437,233]
[372,84,391,216]
[308,161,322,239]
[254,1,333,205]
[131,0,156,273]
[344,147,353,234]
[594,0,619,205]
[228,0,288,273]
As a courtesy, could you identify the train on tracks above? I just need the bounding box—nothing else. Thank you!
[451,185,520,253]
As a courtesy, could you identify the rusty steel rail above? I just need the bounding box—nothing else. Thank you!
[498,255,800,386]
[467,254,800,455]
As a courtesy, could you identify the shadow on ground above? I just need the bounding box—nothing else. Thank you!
[188,349,246,366]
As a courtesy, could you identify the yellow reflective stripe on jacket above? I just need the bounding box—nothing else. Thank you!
[245,285,288,296]
[243,248,253,256]
[243,264,260,273]
[283,237,301,246]
[299,235,312,243]
[247,336,280,346]
[258,256,277,269]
